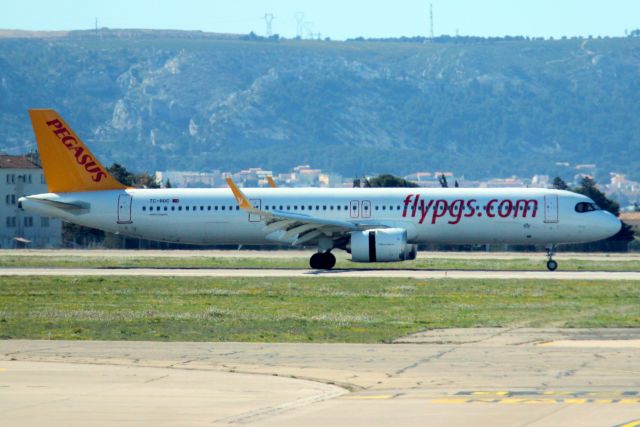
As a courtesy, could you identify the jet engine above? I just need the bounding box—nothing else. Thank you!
[350,228,417,262]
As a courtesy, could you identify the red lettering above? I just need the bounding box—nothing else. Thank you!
[464,199,477,217]
[498,200,513,218]
[53,127,72,139]
[431,200,448,224]
[514,199,538,218]
[402,194,413,218]
[61,136,77,148]
[486,199,498,218]
[418,199,434,224]
[448,199,465,224]
[411,194,421,218]
[46,119,63,129]
[84,162,101,173]
[92,171,107,182]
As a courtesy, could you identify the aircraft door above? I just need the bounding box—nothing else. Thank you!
[117,194,133,224]
[350,200,359,218]
[249,199,262,222]
[544,195,559,223]
[361,200,371,218]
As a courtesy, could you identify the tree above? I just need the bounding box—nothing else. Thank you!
[364,174,419,188]
[574,176,619,215]
[552,176,570,190]
[571,176,634,251]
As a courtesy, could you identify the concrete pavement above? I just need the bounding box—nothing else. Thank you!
[2,329,640,426]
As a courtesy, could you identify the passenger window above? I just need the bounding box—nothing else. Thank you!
[156,206,161,211]
[222,206,226,211]
[164,207,168,211]
[207,206,211,211]
[315,205,319,210]
[337,206,341,211]
[301,206,305,210]
[142,206,146,211]
[171,206,175,211]
[214,206,218,211]
[323,205,326,210]
[330,206,334,210]
[382,206,386,210]
[178,206,182,211]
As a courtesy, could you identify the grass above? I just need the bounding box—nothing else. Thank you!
[1,254,640,271]
[0,276,638,343]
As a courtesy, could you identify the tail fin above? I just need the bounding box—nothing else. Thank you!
[29,109,126,193]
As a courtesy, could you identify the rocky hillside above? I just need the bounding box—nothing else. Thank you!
[1,30,639,180]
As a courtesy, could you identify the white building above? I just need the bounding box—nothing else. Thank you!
[0,155,62,248]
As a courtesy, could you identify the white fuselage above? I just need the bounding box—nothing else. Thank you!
[21,187,621,246]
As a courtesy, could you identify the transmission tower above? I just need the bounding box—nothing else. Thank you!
[263,13,275,37]
[295,12,304,38]
[429,3,434,39]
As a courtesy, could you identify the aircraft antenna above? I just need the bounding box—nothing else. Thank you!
[295,12,304,38]
[263,13,275,37]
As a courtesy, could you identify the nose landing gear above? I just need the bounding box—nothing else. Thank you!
[546,245,558,271]
[310,252,336,270]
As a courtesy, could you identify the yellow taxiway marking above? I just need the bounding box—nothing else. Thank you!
[430,398,640,405]
[618,420,640,427]
[0,368,6,373]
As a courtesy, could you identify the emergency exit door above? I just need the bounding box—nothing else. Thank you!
[544,195,558,223]
[117,194,133,224]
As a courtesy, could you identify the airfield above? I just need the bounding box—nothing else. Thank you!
[1,250,640,426]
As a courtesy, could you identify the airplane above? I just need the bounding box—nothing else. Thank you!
[19,109,622,271]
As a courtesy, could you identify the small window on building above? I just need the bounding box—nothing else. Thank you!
[24,217,33,227]
[41,217,50,227]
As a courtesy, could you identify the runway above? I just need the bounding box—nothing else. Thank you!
[2,329,640,426]
[2,266,640,280]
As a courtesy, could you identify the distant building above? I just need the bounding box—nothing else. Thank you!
[0,155,61,248]
[155,170,220,188]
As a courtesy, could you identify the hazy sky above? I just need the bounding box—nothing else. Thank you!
[2,0,639,40]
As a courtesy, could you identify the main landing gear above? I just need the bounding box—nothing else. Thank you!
[546,245,558,271]
[310,252,336,270]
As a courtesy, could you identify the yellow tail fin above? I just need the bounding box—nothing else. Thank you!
[29,109,126,193]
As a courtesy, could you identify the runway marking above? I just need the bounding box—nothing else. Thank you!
[430,391,640,404]
[430,398,640,404]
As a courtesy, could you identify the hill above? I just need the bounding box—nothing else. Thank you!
[1,29,639,180]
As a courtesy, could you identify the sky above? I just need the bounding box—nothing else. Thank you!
[1,0,639,40]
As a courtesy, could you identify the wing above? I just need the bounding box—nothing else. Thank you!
[226,178,386,245]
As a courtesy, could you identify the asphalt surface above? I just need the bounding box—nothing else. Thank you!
[2,267,640,280]
[2,329,640,426]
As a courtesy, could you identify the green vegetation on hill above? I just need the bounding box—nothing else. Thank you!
[1,30,639,180]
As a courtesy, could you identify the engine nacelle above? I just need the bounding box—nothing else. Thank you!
[350,228,415,263]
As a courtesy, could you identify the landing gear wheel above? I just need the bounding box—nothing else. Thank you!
[309,252,336,270]
[322,252,336,270]
[546,260,558,271]
[310,253,323,269]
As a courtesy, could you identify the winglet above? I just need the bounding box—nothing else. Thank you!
[267,176,277,188]
[226,177,254,210]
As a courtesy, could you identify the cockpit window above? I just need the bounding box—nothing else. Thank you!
[575,202,598,213]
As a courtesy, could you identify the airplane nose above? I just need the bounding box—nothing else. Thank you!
[604,213,622,238]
